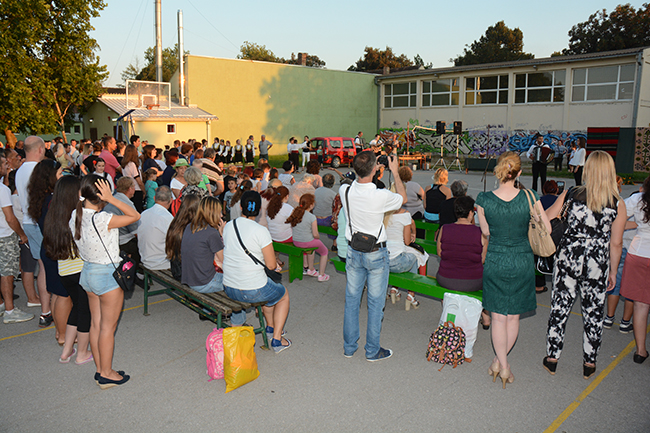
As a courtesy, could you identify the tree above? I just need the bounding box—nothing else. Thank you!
[452,21,534,66]
[0,0,107,146]
[414,54,433,69]
[563,3,650,55]
[237,42,326,67]
[348,46,414,71]
[237,41,280,62]
[121,44,187,84]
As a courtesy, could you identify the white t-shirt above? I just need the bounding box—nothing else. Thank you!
[0,183,15,238]
[267,202,293,242]
[340,181,403,243]
[223,217,273,290]
[15,160,38,225]
[123,162,142,191]
[69,208,120,265]
[170,178,184,199]
[278,173,294,188]
[625,193,650,258]
[385,212,411,259]
[11,194,23,226]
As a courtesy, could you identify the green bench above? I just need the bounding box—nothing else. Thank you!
[329,256,482,304]
[414,239,437,255]
[317,224,338,237]
[414,219,439,242]
[142,267,270,349]
[272,241,318,283]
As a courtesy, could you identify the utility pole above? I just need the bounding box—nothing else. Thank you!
[178,9,185,105]
[155,0,163,82]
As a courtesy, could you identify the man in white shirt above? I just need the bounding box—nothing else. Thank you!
[138,186,173,270]
[340,150,406,361]
[15,136,51,326]
[0,151,33,323]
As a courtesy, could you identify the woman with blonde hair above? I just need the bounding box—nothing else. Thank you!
[424,168,452,222]
[544,151,626,379]
[476,151,552,388]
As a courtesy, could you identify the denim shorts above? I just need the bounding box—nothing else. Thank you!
[80,262,120,296]
[190,272,223,293]
[23,224,43,261]
[224,277,286,307]
[610,248,628,296]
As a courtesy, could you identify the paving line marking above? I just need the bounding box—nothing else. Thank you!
[544,323,650,433]
[537,302,583,318]
[0,298,173,342]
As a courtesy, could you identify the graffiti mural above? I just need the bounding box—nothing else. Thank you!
[634,128,650,172]
[378,123,586,158]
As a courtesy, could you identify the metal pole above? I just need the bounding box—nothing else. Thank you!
[177,10,185,106]
[155,0,163,82]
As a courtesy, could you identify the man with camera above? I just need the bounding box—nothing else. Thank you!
[340,150,406,361]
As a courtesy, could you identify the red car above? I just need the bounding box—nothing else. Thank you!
[310,136,357,168]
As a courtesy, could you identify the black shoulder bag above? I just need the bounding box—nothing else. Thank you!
[345,186,382,253]
[233,219,283,284]
[91,213,137,298]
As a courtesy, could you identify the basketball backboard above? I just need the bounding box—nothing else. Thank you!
[126,80,171,110]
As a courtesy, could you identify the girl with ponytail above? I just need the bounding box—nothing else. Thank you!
[286,193,329,282]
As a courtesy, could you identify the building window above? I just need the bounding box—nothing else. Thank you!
[571,64,635,102]
[422,78,460,106]
[74,125,81,134]
[384,82,417,108]
[465,75,508,105]
[515,70,565,103]
[166,124,176,134]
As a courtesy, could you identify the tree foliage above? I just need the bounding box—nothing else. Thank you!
[348,46,414,71]
[237,41,325,68]
[0,0,107,145]
[452,21,534,66]
[124,44,188,83]
[563,3,650,55]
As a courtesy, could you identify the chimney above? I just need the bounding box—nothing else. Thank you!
[297,52,308,66]
[383,66,390,75]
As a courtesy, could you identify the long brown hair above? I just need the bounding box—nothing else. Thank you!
[43,176,80,260]
[165,194,200,260]
[230,180,253,207]
[27,159,60,222]
[286,193,315,227]
[121,144,140,169]
[191,196,222,233]
[267,186,289,219]
[73,175,105,240]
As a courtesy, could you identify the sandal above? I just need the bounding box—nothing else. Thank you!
[317,273,330,282]
[388,287,401,304]
[306,269,319,277]
[406,294,420,311]
[59,348,77,364]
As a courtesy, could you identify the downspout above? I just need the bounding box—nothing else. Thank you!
[374,75,381,132]
[631,51,643,127]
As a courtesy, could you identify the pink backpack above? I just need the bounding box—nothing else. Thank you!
[206,328,224,381]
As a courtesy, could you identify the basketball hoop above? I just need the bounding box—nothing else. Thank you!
[146,104,160,110]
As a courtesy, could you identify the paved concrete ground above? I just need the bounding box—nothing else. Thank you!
[1,169,648,433]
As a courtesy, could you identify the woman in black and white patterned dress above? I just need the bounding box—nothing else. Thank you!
[543,151,626,380]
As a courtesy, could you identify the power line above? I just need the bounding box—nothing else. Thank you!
[184,28,238,56]
[107,0,148,84]
[185,0,240,51]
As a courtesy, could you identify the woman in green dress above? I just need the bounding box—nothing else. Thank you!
[476,151,551,388]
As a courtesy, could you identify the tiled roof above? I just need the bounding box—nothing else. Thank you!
[97,94,218,121]
[376,47,649,80]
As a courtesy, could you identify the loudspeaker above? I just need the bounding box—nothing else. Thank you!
[436,121,446,135]
[453,121,462,135]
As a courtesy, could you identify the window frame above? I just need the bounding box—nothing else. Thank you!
[384,81,417,109]
[571,64,635,102]
[421,78,460,107]
[166,123,176,134]
[514,70,566,104]
[465,75,509,105]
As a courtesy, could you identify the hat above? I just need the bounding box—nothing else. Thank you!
[174,158,189,168]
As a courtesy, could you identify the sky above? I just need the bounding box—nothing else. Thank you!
[92,0,647,87]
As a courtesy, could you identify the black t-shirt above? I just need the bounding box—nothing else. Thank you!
[438,197,457,226]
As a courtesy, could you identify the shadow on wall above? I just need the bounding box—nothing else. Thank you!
[259,67,376,146]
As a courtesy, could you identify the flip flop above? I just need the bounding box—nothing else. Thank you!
[59,348,77,364]
[75,354,94,365]
[536,287,548,294]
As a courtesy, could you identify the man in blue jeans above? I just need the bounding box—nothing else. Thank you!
[340,150,406,361]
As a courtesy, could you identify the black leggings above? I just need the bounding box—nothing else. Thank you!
[60,273,91,333]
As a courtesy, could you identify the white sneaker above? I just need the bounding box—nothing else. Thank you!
[3,308,34,324]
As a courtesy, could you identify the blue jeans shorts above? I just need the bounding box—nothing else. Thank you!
[190,272,223,293]
[610,247,628,297]
[224,277,286,307]
[23,224,43,261]
[80,262,120,296]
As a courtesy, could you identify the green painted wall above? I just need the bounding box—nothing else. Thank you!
[184,56,378,155]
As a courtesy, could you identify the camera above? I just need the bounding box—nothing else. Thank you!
[377,155,389,166]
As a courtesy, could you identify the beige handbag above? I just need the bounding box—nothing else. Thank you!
[524,189,556,257]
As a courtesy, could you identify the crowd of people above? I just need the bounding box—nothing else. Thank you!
[0,132,648,392]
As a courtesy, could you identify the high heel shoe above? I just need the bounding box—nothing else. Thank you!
[498,368,514,389]
[388,287,401,304]
[405,294,419,311]
[583,363,596,380]
[488,360,500,382]
[543,357,558,375]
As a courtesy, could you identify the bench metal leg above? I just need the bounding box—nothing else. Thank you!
[143,273,151,316]
[253,306,269,350]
